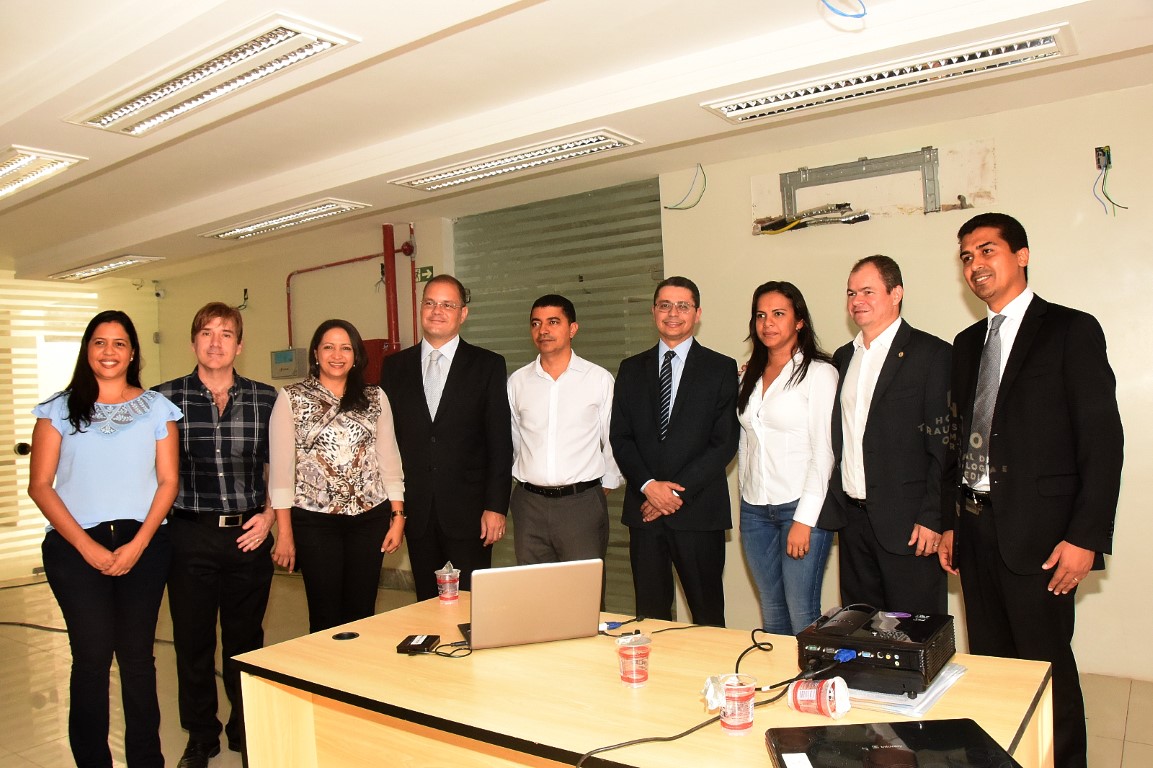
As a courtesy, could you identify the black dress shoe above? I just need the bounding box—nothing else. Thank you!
[176,740,220,768]
[227,737,243,752]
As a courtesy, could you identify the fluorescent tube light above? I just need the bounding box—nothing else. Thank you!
[200,198,370,240]
[391,130,639,192]
[50,255,165,281]
[0,146,86,200]
[703,26,1069,124]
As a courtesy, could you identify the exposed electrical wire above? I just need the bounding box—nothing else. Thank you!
[821,0,867,19]
[1091,168,1108,214]
[237,288,248,310]
[1101,167,1129,215]
[664,164,707,210]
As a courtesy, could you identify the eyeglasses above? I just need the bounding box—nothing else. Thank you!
[654,300,697,314]
[421,299,463,312]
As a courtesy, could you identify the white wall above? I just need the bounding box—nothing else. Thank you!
[658,83,1151,680]
[152,221,455,384]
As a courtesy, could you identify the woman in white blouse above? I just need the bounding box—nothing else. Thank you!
[269,319,405,632]
[737,282,838,634]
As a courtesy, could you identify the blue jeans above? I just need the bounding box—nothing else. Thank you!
[740,498,832,634]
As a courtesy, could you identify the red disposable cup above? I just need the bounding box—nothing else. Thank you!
[786,675,850,719]
[616,635,652,687]
[719,674,758,733]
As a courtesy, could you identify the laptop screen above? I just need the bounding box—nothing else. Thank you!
[466,559,603,650]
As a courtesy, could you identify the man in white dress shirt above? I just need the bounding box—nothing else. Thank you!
[508,295,621,567]
[817,256,952,616]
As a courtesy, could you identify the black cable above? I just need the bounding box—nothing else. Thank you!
[734,628,775,674]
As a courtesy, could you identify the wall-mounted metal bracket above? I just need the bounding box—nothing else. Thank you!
[780,146,940,218]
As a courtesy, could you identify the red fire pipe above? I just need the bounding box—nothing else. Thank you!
[284,223,414,349]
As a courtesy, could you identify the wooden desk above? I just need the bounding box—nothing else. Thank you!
[237,596,1052,767]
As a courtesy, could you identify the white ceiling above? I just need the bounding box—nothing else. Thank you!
[3,0,1150,280]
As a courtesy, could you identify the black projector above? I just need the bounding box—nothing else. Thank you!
[796,604,956,697]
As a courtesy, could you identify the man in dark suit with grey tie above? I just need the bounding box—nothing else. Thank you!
[939,213,1123,768]
[379,274,513,601]
[818,255,952,616]
[610,276,738,627]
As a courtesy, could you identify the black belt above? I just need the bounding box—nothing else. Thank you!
[961,486,990,515]
[520,479,601,498]
[844,495,868,511]
[171,507,263,528]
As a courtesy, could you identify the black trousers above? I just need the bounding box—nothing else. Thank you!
[167,515,273,746]
[628,521,725,627]
[292,505,390,632]
[957,500,1087,768]
[836,503,947,615]
[406,503,495,602]
[43,521,170,768]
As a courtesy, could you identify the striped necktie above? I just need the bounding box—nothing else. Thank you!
[658,349,675,441]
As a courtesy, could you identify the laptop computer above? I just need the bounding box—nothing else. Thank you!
[765,718,1022,768]
[459,559,603,650]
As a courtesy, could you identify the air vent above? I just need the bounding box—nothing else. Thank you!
[390,130,639,192]
[200,198,370,240]
[70,16,351,137]
[704,26,1069,124]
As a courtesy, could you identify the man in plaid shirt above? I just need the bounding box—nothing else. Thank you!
[154,302,277,768]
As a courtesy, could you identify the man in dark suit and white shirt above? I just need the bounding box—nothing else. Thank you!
[609,276,738,627]
[939,213,1123,768]
[818,255,951,616]
[379,274,513,600]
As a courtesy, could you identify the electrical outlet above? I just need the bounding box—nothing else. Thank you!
[1095,146,1112,170]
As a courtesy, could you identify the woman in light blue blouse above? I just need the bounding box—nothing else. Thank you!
[27,310,181,768]
[737,282,838,635]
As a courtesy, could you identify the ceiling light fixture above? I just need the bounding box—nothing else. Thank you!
[0,145,86,200]
[72,17,351,136]
[50,254,164,281]
[391,130,639,192]
[703,26,1069,124]
[200,198,370,240]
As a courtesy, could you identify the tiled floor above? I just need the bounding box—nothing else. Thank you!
[0,574,415,768]
[1,574,1149,767]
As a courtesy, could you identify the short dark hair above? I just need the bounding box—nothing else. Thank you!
[308,319,370,413]
[531,294,576,323]
[654,275,700,307]
[851,254,904,312]
[957,212,1029,252]
[423,274,468,305]
[190,302,244,342]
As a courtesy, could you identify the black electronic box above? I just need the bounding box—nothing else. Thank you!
[796,604,956,697]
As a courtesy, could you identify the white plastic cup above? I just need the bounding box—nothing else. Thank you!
[719,674,758,733]
[435,566,460,603]
[616,634,652,687]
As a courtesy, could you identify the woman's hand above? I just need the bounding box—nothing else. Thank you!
[78,538,116,573]
[382,511,405,555]
[271,509,296,571]
[786,521,812,560]
[105,536,147,576]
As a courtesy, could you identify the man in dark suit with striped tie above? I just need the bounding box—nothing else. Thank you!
[610,276,739,626]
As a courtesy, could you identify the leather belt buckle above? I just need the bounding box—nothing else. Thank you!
[219,514,243,527]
